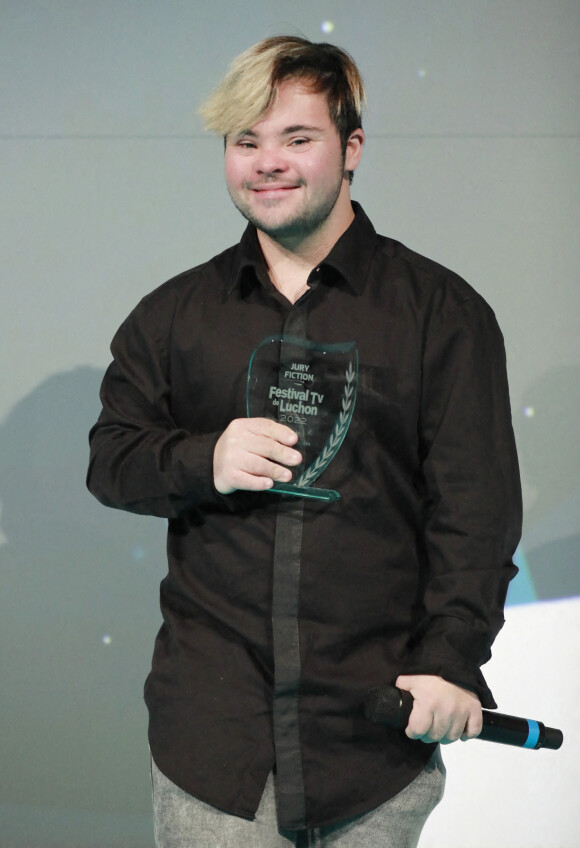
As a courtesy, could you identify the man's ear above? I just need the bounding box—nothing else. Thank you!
[344,128,365,174]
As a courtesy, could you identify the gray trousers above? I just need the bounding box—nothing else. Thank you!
[151,749,445,848]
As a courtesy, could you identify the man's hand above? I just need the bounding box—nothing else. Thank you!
[213,418,302,494]
[395,674,482,744]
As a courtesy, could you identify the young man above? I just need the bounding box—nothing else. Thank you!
[87,36,522,847]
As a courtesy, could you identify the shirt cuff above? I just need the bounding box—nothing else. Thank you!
[400,621,499,708]
[170,431,231,509]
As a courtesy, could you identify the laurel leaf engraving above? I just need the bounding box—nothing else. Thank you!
[297,363,356,488]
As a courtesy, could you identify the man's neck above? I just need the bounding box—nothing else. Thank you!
[259,246,317,305]
[257,199,355,305]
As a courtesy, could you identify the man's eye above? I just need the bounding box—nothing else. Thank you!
[290,138,309,146]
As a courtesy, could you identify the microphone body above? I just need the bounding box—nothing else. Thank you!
[365,685,563,750]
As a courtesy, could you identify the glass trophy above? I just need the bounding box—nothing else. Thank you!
[247,335,358,502]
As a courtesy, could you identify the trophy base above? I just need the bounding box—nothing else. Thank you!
[269,482,341,503]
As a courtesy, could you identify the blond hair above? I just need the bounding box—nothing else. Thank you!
[199,36,365,149]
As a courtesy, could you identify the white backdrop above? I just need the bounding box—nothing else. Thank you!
[1,2,578,845]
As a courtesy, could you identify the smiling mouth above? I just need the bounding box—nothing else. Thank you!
[250,185,300,193]
[246,186,301,206]
[245,177,304,191]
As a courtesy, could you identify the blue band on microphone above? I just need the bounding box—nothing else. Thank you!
[524,720,540,749]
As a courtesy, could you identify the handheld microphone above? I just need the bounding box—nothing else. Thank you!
[364,685,563,750]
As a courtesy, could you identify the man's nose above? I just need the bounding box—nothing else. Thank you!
[254,146,288,175]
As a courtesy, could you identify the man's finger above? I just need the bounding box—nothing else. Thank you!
[405,705,435,740]
[461,708,484,741]
[249,417,300,446]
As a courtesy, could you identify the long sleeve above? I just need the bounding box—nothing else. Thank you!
[400,293,522,707]
[87,296,223,518]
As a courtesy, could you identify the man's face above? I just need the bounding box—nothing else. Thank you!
[224,79,358,243]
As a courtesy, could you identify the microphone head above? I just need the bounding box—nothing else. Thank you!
[365,686,404,726]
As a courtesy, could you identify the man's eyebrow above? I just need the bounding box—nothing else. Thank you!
[233,124,325,139]
[281,124,325,135]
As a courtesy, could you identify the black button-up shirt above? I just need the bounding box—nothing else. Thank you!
[87,204,521,829]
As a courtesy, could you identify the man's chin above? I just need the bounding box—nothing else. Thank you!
[234,205,331,243]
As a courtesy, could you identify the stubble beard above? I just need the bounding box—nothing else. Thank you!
[229,163,347,243]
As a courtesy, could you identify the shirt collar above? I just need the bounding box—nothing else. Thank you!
[320,202,377,295]
[225,202,378,298]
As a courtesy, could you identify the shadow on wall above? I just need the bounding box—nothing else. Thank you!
[0,366,165,825]
[513,364,580,601]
